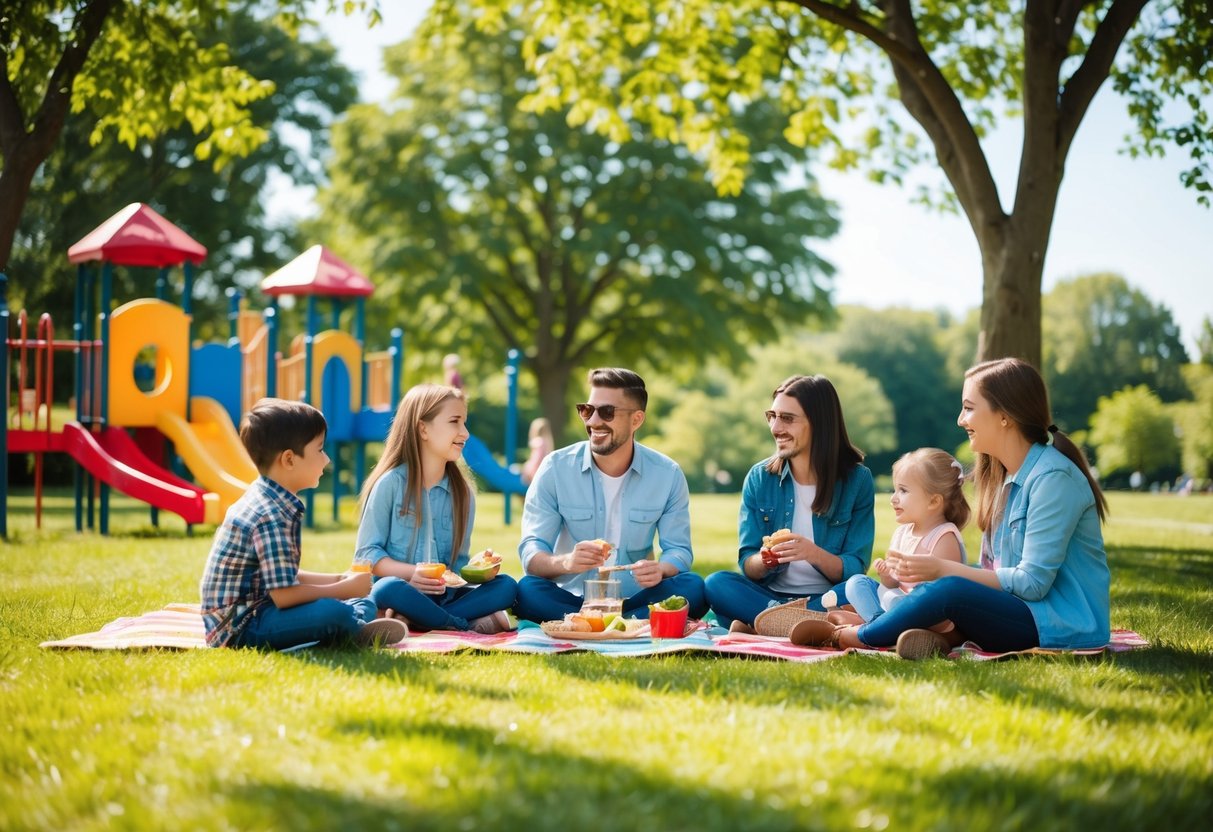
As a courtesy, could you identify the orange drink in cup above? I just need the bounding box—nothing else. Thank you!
[416,562,446,580]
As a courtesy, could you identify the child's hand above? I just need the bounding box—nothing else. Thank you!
[891,552,947,583]
[874,557,890,576]
[342,571,373,597]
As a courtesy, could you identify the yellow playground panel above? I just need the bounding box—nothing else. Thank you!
[107,299,189,427]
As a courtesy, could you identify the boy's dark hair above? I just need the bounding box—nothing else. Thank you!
[588,367,648,411]
[240,398,328,473]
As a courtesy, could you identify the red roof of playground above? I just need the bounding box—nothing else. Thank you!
[67,203,207,267]
[260,245,375,297]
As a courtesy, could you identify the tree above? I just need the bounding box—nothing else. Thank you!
[0,0,377,271]
[1174,364,1213,482]
[314,2,839,438]
[7,8,358,341]
[452,0,1213,367]
[833,305,963,473]
[1088,385,1181,481]
[1043,272,1190,432]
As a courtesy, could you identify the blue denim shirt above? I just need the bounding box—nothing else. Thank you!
[354,466,476,572]
[737,459,875,585]
[990,443,1110,648]
[519,441,693,597]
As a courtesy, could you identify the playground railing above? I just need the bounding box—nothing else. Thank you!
[365,350,393,410]
[277,351,306,403]
[242,322,269,414]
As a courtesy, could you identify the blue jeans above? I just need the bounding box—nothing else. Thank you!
[844,574,909,623]
[371,575,518,631]
[703,571,828,629]
[857,576,1040,652]
[514,572,707,623]
[235,597,377,650]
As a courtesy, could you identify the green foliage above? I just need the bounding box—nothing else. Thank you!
[1174,364,1213,481]
[1088,385,1182,480]
[1043,274,1191,433]
[313,0,839,438]
[2,488,1212,830]
[643,335,895,491]
[8,7,358,342]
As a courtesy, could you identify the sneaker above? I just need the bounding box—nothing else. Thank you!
[728,620,757,635]
[469,610,515,635]
[356,617,408,647]
[895,628,951,660]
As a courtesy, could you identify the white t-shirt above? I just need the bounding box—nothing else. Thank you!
[597,467,627,568]
[769,482,832,595]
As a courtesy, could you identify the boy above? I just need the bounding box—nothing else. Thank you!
[200,398,406,649]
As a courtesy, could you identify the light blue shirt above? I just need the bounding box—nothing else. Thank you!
[518,440,694,597]
[990,443,1110,648]
[354,466,476,571]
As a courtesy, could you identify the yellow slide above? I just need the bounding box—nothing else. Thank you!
[155,397,256,514]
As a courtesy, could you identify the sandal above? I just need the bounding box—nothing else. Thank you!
[753,599,829,637]
[788,619,842,648]
[895,628,951,660]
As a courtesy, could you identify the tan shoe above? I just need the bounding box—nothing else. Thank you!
[895,628,951,660]
[356,617,408,647]
[470,611,515,634]
[788,618,842,648]
[729,620,757,635]
[754,599,829,636]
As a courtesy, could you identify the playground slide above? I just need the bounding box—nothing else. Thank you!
[187,397,260,483]
[60,423,221,525]
[155,404,254,512]
[462,434,528,495]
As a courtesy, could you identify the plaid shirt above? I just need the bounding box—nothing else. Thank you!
[200,476,305,647]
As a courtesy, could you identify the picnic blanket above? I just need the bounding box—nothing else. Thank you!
[40,605,1149,661]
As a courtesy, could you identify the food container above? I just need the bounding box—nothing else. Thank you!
[649,605,690,639]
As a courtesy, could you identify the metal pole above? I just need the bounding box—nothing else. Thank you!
[0,273,9,538]
[504,348,520,525]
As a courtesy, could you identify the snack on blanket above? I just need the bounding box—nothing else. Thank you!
[442,570,468,587]
[761,528,793,566]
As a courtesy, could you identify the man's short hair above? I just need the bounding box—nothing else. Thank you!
[240,398,328,473]
[587,367,648,411]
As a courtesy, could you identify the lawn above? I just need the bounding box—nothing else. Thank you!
[2,488,1211,831]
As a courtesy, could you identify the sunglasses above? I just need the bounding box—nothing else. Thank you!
[575,403,639,422]
[765,410,802,425]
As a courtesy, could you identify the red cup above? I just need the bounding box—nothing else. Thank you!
[649,606,690,639]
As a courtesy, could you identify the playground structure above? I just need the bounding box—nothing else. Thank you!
[2,203,528,538]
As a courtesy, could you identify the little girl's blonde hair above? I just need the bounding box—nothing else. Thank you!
[892,448,970,529]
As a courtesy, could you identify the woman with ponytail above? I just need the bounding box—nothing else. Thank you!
[794,358,1110,659]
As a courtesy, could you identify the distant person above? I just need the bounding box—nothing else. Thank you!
[355,384,517,634]
[200,398,405,649]
[793,358,1111,659]
[443,353,464,390]
[828,448,968,629]
[515,368,707,623]
[520,417,555,485]
[704,375,875,634]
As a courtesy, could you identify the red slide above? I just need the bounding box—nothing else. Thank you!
[60,423,219,525]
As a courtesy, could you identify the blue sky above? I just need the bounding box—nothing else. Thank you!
[297,1,1212,355]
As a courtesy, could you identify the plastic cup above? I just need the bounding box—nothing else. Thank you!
[416,562,446,580]
[649,605,689,639]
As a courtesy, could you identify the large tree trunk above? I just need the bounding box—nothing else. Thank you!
[532,353,575,446]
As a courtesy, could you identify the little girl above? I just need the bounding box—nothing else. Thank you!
[836,448,969,625]
[355,384,518,633]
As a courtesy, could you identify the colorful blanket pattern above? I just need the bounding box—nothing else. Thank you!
[41,605,1149,661]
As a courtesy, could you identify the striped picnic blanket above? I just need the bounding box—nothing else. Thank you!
[39,605,1149,661]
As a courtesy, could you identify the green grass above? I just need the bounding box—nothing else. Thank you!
[2,489,1211,831]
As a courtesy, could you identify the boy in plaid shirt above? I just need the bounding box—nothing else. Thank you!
[200,398,406,649]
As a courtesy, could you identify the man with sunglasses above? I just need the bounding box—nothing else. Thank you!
[515,368,708,624]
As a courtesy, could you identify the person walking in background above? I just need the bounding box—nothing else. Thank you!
[200,398,405,650]
[443,353,464,390]
[520,417,554,485]
[514,368,707,623]
[355,384,517,634]
[828,448,969,629]
[704,375,875,634]
[793,358,1111,659]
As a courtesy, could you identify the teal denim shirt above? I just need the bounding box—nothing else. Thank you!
[737,459,875,585]
[990,443,1110,648]
[518,441,693,598]
[354,466,476,571]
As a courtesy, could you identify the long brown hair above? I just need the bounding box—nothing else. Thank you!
[358,384,473,566]
[764,374,864,513]
[966,358,1107,529]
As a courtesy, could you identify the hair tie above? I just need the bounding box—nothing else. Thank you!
[950,458,965,482]
[1046,424,1058,445]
